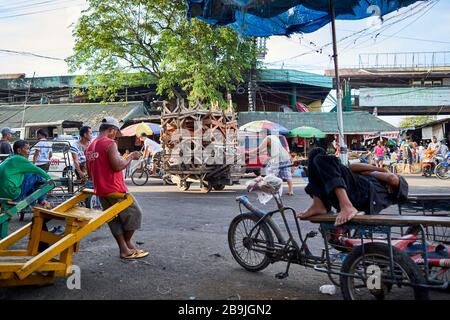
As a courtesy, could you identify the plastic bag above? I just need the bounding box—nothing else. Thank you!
[246,175,283,205]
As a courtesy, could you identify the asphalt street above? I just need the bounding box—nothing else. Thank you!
[2,175,450,300]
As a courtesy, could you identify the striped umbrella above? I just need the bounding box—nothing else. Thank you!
[240,120,289,134]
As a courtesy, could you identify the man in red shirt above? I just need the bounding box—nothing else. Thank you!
[86,117,148,259]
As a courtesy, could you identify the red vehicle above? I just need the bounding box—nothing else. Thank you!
[239,132,290,176]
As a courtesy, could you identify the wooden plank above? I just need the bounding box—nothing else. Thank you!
[0,274,55,287]
[27,216,44,256]
[307,214,450,227]
[0,250,28,257]
[16,195,133,280]
[0,223,31,251]
[35,207,95,222]
[0,260,66,273]
[52,191,89,212]
[407,194,450,201]
[40,231,64,245]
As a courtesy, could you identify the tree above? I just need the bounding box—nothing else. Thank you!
[398,116,437,128]
[67,0,257,107]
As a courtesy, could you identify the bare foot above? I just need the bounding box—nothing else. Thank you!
[297,207,327,220]
[335,205,359,226]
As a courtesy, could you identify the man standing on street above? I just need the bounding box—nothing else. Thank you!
[0,127,15,155]
[86,117,149,260]
[31,128,53,172]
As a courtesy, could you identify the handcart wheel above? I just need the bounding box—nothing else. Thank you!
[340,243,429,300]
[228,213,274,272]
[213,184,226,191]
[177,181,191,191]
[200,181,213,193]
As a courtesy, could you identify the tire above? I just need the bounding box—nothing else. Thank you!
[131,168,149,186]
[423,166,432,177]
[200,181,212,193]
[84,195,102,210]
[228,213,274,272]
[340,243,429,300]
[177,182,191,191]
[435,163,450,180]
[213,184,226,191]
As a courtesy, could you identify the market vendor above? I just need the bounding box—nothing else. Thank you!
[297,147,408,226]
[0,140,52,208]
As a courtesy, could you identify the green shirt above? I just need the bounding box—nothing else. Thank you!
[0,155,51,200]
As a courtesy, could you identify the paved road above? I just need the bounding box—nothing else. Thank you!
[2,176,450,300]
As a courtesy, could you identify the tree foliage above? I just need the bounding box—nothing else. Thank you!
[68,0,257,107]
[398,116,437,128]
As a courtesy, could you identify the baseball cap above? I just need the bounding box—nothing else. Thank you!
[101,117,122,137]
[1,127,15,136]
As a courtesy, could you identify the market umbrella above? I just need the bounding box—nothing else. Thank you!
[185,0,424,164]
[289,126,326,157]
[121,123,161,137]
[289,126,326,139]
[240,120,290,134]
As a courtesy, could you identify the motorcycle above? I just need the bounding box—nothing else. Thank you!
[435,151,450,180]
[422,150,437,177]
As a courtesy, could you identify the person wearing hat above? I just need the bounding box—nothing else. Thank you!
[86,117,148,260]
[0,127,15,155]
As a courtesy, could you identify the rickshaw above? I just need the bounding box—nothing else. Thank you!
[228,175,450,300]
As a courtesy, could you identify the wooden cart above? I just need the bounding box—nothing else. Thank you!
[160,100,242,192]
[0,189,132,287]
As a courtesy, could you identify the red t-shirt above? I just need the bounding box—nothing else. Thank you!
[86,136,127,197]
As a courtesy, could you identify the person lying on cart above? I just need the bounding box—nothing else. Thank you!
[297,147,408,226]
[0,140,52,209]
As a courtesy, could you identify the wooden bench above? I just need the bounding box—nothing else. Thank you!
[307,214,450,227]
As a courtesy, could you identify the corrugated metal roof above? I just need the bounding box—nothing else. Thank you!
[0,102,146,130]
[257,69,333,88]
[238,111,398,134]
[359,87,450,108]
[0,69,333,91]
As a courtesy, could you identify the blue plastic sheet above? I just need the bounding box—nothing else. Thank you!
[186,0,424,36]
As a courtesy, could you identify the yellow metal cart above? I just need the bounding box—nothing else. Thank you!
[0,189,133,287]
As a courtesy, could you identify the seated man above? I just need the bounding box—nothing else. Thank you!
[298,147,408,226]
[0,140,52,208]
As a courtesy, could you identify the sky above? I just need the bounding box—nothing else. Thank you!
[0,0,449,126]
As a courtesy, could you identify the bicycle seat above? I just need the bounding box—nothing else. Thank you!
[236,195,267,216]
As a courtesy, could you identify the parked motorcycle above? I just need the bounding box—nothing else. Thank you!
[422,150,437,177]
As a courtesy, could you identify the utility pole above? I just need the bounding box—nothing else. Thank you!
[329,0,348,165]
[21,72,35,128]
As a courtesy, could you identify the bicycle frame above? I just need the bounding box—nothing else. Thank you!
[237,193,325,271]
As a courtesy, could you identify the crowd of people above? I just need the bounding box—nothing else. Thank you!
[357,136,449,174]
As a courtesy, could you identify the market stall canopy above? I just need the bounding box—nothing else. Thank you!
[240,120,290,134]
[186,0,423,36]
[121,122,161,137]
[289,126,326,139]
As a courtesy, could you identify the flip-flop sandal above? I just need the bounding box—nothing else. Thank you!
[121,250,149,260]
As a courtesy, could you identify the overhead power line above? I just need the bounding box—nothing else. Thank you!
[0,49,65,61]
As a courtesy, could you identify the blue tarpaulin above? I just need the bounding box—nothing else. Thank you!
[186,0,424,36]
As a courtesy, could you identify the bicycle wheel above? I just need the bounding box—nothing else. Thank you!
[213,184,226,191]
[228,213,274,272]
[435,163,450,180]
[131,168,149,186]
[340,243,429,300]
